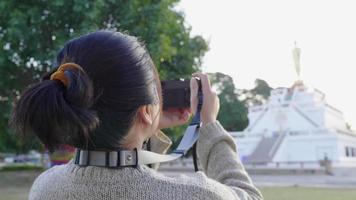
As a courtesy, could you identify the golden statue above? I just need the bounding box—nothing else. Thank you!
[292,42,301,79]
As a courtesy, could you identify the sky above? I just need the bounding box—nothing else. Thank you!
[178,0,356,127]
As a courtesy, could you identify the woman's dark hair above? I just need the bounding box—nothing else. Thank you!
[9,30,162,151]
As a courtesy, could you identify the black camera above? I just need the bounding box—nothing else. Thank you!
[161,79,191,110]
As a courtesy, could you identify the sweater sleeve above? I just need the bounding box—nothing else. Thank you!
[196,120,263,200]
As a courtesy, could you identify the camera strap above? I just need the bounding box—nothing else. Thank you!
[74,79,203,168]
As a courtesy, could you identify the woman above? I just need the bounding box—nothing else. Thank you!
[10,30,262,200]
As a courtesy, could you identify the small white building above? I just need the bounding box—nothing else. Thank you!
[232,81,356,168]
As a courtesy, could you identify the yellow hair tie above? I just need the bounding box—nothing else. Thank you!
[50,63,84,87]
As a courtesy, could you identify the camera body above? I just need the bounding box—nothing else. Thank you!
[161,79,190,110]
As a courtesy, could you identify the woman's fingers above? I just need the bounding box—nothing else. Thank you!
[192,72,220,125]
[190,77,198,115]
[192,73,212,94]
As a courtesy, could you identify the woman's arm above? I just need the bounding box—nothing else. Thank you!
[197,120,263,200]
[191,73,262,200]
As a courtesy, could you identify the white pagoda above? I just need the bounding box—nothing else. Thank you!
[232,45,356,168]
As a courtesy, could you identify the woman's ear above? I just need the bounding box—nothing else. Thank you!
[137,105,153,126]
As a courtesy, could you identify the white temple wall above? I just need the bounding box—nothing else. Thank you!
[309,109,324,126]
[294,105,324,126]
[249,107,317,135]
[293,91,314,103]
[247,109,278,135]
[283,89,325,127]
[248,106,269,125]
[284,109,318,131]
[238,85,356,167]
[324,108,347,130]
[272,134,338,163]
[236,137,261,160]
[336,134,356,164]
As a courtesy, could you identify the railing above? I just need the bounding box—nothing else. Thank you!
[245,160,333,174]
[325,104,343,114]
[159,158,333,175]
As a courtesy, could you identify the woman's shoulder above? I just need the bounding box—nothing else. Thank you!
[142,166,237,200]
[30,163,237,200]
[29,164,69,199]
[32,164,65,184]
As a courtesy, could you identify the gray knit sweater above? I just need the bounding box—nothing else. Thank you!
[29,121,263,200]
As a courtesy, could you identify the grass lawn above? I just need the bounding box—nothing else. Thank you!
[1,186,355,200]
[0,186,30,200]
[260,186,356,200]
[1,171,355,200]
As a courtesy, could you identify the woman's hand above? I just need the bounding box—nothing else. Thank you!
[190,73,220,126]
[158,73,220,129]
[158,107,191,129]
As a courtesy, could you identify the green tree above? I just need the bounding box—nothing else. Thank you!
[0,0,208,152]
[209,72,248,131]
[241,79,273,106]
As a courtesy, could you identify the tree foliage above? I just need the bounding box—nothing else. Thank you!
[0,0,208,152]
[241,79,273,106]
[208,72,249,131]
[208,73,273,132]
